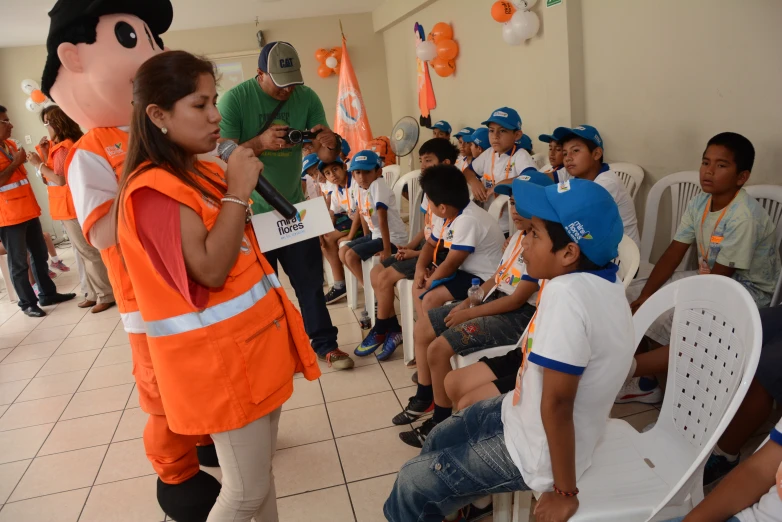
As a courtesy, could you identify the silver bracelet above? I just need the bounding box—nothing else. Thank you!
[221,197,252,223]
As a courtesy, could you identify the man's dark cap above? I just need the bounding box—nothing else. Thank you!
[47,0,174,43]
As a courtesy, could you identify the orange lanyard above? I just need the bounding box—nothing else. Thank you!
[340,177,354,213]
[487,145,516,185]
[432,216,456,263]
[493,233,524,285]
[512,280,545,406]
[698,192,738,262]
[460,157,471,172]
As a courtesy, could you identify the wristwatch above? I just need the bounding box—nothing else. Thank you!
[327,135,342,152]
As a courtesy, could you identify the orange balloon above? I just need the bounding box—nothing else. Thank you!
[429,22,453,44]
[331,47,342,60]
[317,64,333,78]
[491,1,516,23]
[31,89,46,104]
[431,57,456,77]
[315,48,329,63]
[436,39,459,61]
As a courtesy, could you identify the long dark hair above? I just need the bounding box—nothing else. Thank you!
[119,51,224,215]
[40,105,83,144]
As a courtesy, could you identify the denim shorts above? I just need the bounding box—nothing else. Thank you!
[381,247,450,279]
[346,236,398,261]
[384,395,528,521]
[429,298,536,356]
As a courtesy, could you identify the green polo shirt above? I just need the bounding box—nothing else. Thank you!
[218,78,328,214]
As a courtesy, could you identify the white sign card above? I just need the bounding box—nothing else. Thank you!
[252,198,335,252]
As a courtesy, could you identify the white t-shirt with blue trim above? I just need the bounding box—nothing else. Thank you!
[360,178,408,245]
[501,268,635,492]
[420,194,445,242]
[431,201,505,281]
[735,419,782,522]
[329,175,359,217]
[490,230,539,305]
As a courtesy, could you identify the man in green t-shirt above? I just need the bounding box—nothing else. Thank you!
[218,41,353,370]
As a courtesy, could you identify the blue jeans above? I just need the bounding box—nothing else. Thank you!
[263,236,338,357]
[384,395,528,521]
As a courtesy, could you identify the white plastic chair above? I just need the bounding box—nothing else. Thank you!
[363,256,380,325]
[609,162,645,202]
[398,278,416,365]
[616,234,641,287]
[531,152,547,170]
[383,165,401,190]
[744,184,782,306]
[393,170,424,243]
[639,171,702,278]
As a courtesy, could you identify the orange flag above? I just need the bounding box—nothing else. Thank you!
[334,36,373,154]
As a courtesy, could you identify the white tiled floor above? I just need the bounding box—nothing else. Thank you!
[0,244,776,521]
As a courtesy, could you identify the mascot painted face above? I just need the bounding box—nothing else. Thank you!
[42,3,222,522]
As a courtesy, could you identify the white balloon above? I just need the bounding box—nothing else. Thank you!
[25,97,42,113]
[515,0,538,9]
[416,40,437,62]
[21,79,40,95]
[502,22,524,46]
[325,56,338,69]
[510,10,540,41]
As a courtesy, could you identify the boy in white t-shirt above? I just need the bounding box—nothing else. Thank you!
[431,120,452,140]
[556,125,641,249]
[661,418,782,522]
[538,128,567,182]
[464,127,489,164]
[384,178,634,522]
[301,153,322,201]
[464,107,537,235]
[338,150,407,284]
[453,127,475,172]
[395,171,554,448]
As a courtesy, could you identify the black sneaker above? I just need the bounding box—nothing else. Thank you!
[22,305,46,318]
[703,452,740,486]
[392,396,433,425]
[324,286,347,304]
[411,371,418,384]
[399,418,438,448]
[461,502,493,522]
[38,293,76,306]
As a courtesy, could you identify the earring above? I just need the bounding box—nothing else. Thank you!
[161,127,168,135]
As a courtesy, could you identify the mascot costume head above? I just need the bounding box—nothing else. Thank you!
[42,2,221,521]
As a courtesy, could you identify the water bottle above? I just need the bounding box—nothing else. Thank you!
[359,309,372,330]
[467,278,484,308]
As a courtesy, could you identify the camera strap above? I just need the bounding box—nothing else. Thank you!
[258,99,288,137]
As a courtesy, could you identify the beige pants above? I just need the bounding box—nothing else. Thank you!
[61,219,114,304]
[207,408,282,522]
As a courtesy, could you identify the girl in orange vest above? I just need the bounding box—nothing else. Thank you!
[28,106,115,312]
[117,51,320,522]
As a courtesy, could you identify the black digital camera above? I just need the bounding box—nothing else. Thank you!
[282,128,321,145]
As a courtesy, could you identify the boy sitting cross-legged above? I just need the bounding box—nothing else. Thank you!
[355,138,459,360]
[390,165,505,428]
[396,171,554,448]
[384,178,635,522]
[338,150,408,284]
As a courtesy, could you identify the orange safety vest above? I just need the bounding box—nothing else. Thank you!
[36,139,77,221]
[65,128,140,331]
[0,140,41,227]
[118,161,320,435]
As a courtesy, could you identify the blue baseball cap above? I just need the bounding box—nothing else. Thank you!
[432,121,452,134]
[538,127,570,144]
[482,107,522,131]
[494,168,555,197]
[464,127,490,149]
[258,41,303,88]
[554,125,604,149]
[302,153,319,177]
[511,178,623,266]
[318,157,345,172]
[348,150,381,172]
[454,127,475,139]
[515,134,533,152]
[341,138,351,157]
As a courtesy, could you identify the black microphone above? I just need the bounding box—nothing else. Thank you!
[218,141,298,220]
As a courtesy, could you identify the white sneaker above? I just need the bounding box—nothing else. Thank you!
[615,377,663,404]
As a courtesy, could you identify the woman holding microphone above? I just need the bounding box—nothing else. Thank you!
[116,50,320,522]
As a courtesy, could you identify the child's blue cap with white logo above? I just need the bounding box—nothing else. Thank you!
[494,168,554,197]
[464,127,490,148]
[515,134,533,152]
[341,138,351,157]
[482,107,522,131]
[554,125,604,150]
[454,127,475,138]
[432,121,452,134]
[511,178,623,266]
[539,127,570,144]
[348,150,381,172]
[317,157,345,172]
[302,153,319,177]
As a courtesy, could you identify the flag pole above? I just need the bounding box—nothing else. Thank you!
[339,19,345,41]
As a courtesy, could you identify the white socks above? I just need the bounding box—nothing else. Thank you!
[50,256,60,263]
[713,445,738,462]
[334,280,346,290]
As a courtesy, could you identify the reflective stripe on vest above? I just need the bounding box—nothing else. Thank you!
[120,311,146,335]
[0,179,30,193]
[145,274,282,338]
